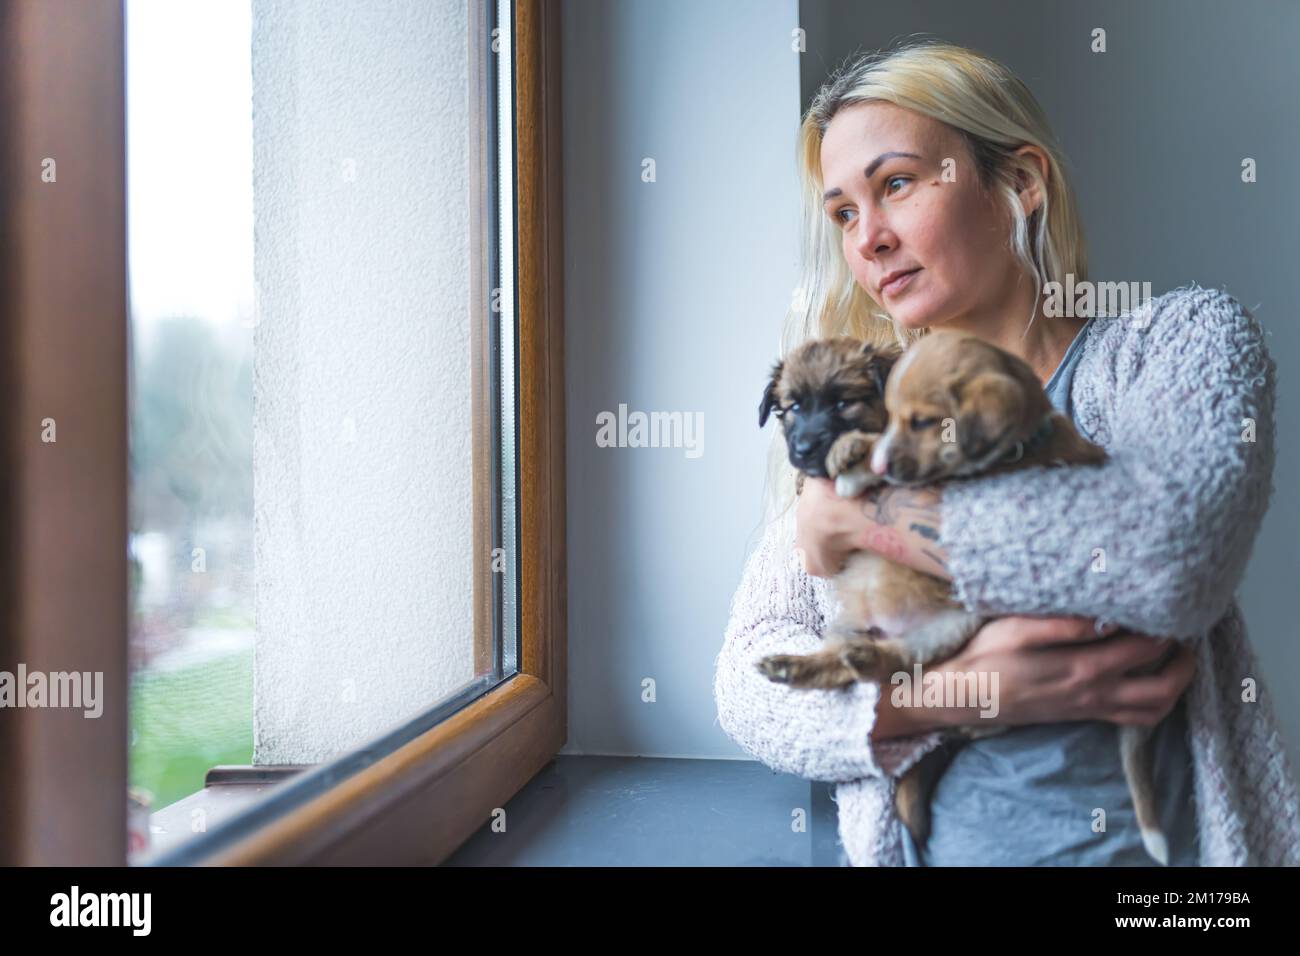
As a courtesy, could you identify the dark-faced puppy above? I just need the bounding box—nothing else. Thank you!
[758,338,900,495]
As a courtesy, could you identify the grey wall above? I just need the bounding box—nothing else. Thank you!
[797,0,1300,781]
[560,0,802,758]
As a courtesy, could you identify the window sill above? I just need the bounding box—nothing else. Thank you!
[135,766,309,862]
[443,755,843,867]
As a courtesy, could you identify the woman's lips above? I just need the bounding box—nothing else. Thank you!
[882,268,921,296]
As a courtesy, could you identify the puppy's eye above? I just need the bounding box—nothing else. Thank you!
[910,414,939,430]
[835,398,860,413]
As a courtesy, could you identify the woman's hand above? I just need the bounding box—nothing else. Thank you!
[795,476,948,579]
[794,475,870,577]
[876,615,1197,738]
[794,476,1197,733]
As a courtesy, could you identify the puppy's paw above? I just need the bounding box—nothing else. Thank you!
[838,641,886,681]
[756,654,852,689]
[1142,829,1169,866]
[835,471,875,498]
[895,772,932,847]
[825,432,872,479]
[756,654,800,684]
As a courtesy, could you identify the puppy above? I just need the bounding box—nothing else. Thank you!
[757,337,899,496]
[756,330,1168,864]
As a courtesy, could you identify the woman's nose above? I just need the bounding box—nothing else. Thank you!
[853,210,896,260]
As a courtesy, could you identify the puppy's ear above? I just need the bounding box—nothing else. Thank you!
[856,342,896,397]
[953,372,1023,460]
[870,352,897,397]
[759,360,784,427]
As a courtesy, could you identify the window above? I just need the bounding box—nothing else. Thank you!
[0,0,565,867]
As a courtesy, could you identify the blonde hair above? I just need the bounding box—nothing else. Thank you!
[760,38,1089,534]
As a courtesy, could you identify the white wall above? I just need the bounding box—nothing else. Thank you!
[560,0,804,758]
[251,0,473,763]
[250,0,808,763]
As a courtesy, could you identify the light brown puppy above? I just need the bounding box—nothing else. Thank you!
[867,328,1105,483]
[757,330,1167,864]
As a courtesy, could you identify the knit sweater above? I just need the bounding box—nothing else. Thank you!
[714,284,1300,866]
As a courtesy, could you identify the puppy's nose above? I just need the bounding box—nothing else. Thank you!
[869,440,889,475]
[794,437,816,457]
[889,456,917,483]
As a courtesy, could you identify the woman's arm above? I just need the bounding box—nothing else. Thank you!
[855,484,950,579]
[858,287,1274,641]
[794,478,950,580]
[713,512,947,780]
[745,496,1199,740]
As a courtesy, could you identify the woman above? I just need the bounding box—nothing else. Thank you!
[713,40,1300,866]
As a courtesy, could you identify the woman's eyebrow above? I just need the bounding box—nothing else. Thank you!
[822,151,923,203]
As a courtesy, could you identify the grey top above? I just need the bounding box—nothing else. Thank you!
[899,316,1199,866]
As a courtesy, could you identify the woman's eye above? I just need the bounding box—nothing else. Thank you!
[832,179,908,226]
[911,414,938,430]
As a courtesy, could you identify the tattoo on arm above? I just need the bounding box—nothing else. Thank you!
[861,487,949,576]
[920,548,949,575]
[863,486,940,524]
[862,526,907,563]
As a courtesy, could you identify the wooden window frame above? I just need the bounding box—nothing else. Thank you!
[0,0,566,866]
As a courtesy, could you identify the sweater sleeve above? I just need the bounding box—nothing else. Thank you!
[713,510,946,782]
[939,286,1276,640]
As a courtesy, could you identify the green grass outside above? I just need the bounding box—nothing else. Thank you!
[128,644,254,811]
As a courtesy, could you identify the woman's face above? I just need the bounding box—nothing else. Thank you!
[819,100,1023,332]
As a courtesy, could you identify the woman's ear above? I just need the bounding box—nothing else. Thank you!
[1011,144,1050,216]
